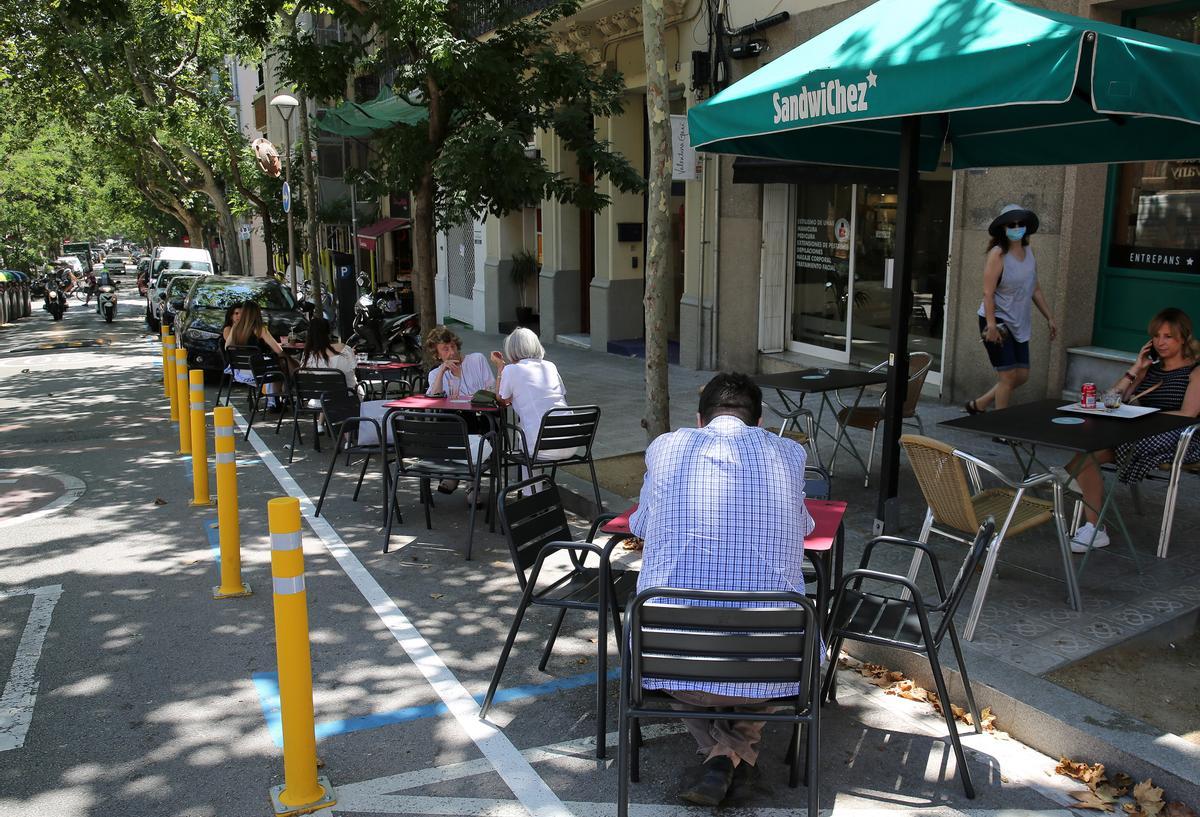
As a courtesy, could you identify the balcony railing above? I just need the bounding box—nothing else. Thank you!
[464,0,559,37]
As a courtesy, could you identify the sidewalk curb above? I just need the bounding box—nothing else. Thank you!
[846,641,1200,805]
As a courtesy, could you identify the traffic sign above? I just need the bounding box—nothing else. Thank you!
[282,182,291,214]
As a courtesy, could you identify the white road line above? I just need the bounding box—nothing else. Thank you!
[0,585,63,751]
[234,408,572,817]
[332,792,1076,817]
[338,724,684,799]
[0,469,86,530]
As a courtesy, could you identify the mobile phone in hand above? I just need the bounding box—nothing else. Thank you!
[1148,347,1161,364]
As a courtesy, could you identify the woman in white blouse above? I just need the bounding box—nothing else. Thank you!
[299,317,358,389]
[490,328,577,462]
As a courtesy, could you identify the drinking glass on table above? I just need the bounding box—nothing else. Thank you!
[1102,389,1122,410]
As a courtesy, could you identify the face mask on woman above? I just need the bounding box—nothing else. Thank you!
[1005,226,1027,242]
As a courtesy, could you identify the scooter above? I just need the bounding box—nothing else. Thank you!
[345,291,421,361]
[44,287,67,321]
[97,284,117,322]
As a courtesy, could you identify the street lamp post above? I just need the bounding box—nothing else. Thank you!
[270,94,300,294]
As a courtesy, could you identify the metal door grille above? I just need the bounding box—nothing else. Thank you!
[446,222,475,300]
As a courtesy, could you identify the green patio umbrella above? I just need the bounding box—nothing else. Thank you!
[316,88,429,138]
[688,0,1200,529]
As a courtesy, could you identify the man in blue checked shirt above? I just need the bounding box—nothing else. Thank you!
[630,372,814,807]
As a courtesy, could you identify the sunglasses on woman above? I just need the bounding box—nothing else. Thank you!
[1005,221,1026,228]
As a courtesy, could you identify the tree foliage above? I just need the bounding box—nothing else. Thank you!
[278,0,644,330]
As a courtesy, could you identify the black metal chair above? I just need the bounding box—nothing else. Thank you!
[224,344,287,439]
[215,343,234,407]
[314,388,388,520]
[505,406,604,512]
[617,588,822,817]
[821,518,995,800]
[284,369,350,464]
[479,476,635,758]
[384,410,496,558]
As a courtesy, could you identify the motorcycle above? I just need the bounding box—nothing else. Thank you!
[345,286,421,362]
[97,284,117,322]
[44,286,67,321]
[296,279,336,324]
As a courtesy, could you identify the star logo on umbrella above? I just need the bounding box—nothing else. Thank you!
[866,69,878,88]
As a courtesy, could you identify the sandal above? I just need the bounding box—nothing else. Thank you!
[964,400,982,415]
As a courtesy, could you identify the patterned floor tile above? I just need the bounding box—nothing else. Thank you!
[1078,617,1131,643]
[1103,605,1159,629]
[1167,584,1200,603]
[1134,595,1188,617]
[1031,629,1103,658]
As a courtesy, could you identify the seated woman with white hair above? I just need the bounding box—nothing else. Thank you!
[490,328,579,463]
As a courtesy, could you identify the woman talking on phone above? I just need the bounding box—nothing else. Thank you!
[1062,308,1200,552]
[965,204,1058,414]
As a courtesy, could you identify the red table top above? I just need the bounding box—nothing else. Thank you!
[600,498,847,552]
[383,395,501,412]
[357,361,421,372]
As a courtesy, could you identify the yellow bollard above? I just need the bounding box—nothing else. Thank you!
[161,326,172,398]
[267,498,335,815]
[175,348,191,455]
[212,406,251,599]
[165,333,178,421]
[189,370,211,507]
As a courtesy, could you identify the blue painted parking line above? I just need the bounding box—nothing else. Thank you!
[252,666,621,746]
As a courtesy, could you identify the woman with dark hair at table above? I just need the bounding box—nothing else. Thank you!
[224,300,286,410]
[965,204,1058,414]
[300,316,358,389]
[1064,307,1200,553]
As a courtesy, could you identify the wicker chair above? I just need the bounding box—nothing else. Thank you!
[831,352,933,487]
[900,434,1063,641]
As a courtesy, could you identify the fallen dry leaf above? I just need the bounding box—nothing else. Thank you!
[1113,773,1134,788]
[1071,790,1116,812]
[429,593,444,600]
[1057,757,1107,788]
[153,497,168,506]
[1163,803,1197,817]
[575,657,589,665]
[1133,780,1165,817]
[621,537,644,551]
[979,707,998,733]
[1094,783,1128,801]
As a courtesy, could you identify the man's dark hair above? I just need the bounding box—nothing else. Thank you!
[698,372,762,426]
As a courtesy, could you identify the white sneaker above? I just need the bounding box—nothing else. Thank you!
[1070,523,1110,554]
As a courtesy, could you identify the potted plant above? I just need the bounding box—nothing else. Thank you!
[510,250,539,326]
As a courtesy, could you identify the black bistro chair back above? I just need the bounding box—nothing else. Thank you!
[224,344,285,439]
[618,588,822,817]
[385,410,495,559]
[821,518,996,800]
[507,406,604,512]
[314,387,387,521]
[286,368,353,463]
[480,476,635,759]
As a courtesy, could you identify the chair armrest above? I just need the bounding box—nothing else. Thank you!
[833,568,927,606]
[506,426,531,460]
[586,512,622,543]
[859,535,947,601]
[953,449,1056,490]
[764,403,814,421]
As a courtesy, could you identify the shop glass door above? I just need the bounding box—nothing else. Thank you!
[790,182,855,361]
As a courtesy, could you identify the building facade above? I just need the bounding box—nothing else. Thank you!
[439,0,1199,407]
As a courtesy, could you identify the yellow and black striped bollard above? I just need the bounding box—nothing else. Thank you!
[212,406,251,599]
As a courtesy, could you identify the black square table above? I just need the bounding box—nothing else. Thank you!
[940,398,1200,607]
[755,368,889,476]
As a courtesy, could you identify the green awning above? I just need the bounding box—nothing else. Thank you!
[316,88,429,137]
[688,0,1200,170]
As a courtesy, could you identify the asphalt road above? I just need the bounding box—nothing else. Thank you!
[0,280,1087,817]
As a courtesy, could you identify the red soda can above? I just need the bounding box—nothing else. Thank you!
[1081,382,1096,409]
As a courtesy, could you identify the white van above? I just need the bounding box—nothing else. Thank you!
[145,247,215,329]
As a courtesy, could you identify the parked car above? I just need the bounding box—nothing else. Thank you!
[148,270,211,330]
[145,250,214,330]
[159,274,201,329]
[177,276,307,372]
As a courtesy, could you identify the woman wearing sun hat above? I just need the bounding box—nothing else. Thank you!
[965,203,1058,414]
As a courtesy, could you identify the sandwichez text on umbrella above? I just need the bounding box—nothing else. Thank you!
[772,70,877,125]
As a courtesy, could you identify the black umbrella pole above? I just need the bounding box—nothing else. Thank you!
[875,115,920,534]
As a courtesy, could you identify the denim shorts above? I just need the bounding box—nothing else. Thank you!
[978,315,1029,371]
